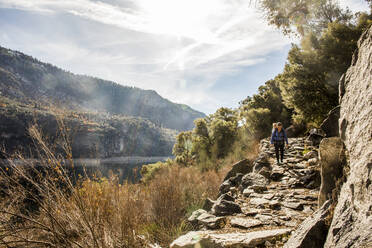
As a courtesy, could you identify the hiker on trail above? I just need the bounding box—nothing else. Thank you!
[270,122,288,164]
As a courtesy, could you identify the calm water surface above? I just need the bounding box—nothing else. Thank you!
[1,157,170,183]
[73,157,170,182]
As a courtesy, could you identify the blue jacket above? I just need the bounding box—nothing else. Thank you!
[270,129,288,145]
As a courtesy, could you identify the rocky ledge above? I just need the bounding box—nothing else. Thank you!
[171,137,322,248]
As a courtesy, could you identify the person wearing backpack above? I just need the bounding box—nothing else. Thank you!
[270,122,289,164]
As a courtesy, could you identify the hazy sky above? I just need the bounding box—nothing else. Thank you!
[0,0,369,114]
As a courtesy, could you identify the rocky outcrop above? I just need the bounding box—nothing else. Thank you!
[219,173,244,195]
[323,26,372,248]
[240,172,269,193]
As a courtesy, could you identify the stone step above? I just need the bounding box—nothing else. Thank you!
[170,228,292,248]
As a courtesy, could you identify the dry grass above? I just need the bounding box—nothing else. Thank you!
[0,122,226,247]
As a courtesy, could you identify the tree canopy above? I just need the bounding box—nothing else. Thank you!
[277,13,371,124]
[259,0,354,36]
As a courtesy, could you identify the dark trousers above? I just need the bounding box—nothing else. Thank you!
[274,143,284,162]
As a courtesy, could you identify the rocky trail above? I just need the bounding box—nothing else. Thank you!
[171,137,323,248]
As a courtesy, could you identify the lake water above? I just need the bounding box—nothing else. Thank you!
[0,156,170,183]
[73,157,170,182]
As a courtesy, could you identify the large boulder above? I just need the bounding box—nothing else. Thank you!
[188,209,207,226]
[306,128,326,146]
[230,217,263,229]
[240,172,269,193]
[219,173,244,195]
[324,26,372,248]
[223,159,253,181]
[284,200,331,248]
[211,194,241,216]
[320,106,340,137]
[218,180,232,195]
[170,231,208,248]
[252,153,271,172]
[318,137,346,207]
[202,198,215,211]
[211,200,242,216]
[196,213,226,230]
[188,209,226,229]
[170,229,292,248]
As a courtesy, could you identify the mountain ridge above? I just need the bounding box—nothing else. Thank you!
[0,45,205,131]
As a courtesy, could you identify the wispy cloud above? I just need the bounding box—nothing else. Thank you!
[1,0,367,113]
[0,0,286,68]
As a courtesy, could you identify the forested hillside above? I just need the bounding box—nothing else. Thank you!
[0,47,205,131]
[0,96,176,158]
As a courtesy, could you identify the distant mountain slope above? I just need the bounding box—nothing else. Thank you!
[0,46,205,131]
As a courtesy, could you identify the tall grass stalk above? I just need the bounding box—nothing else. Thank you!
[0,121,225,247]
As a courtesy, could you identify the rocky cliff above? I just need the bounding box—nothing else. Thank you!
[323,25,372,248]
[287,24,372,248]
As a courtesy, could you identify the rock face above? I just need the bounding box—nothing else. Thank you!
[318,137,346,207]
[324,26,372,248]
